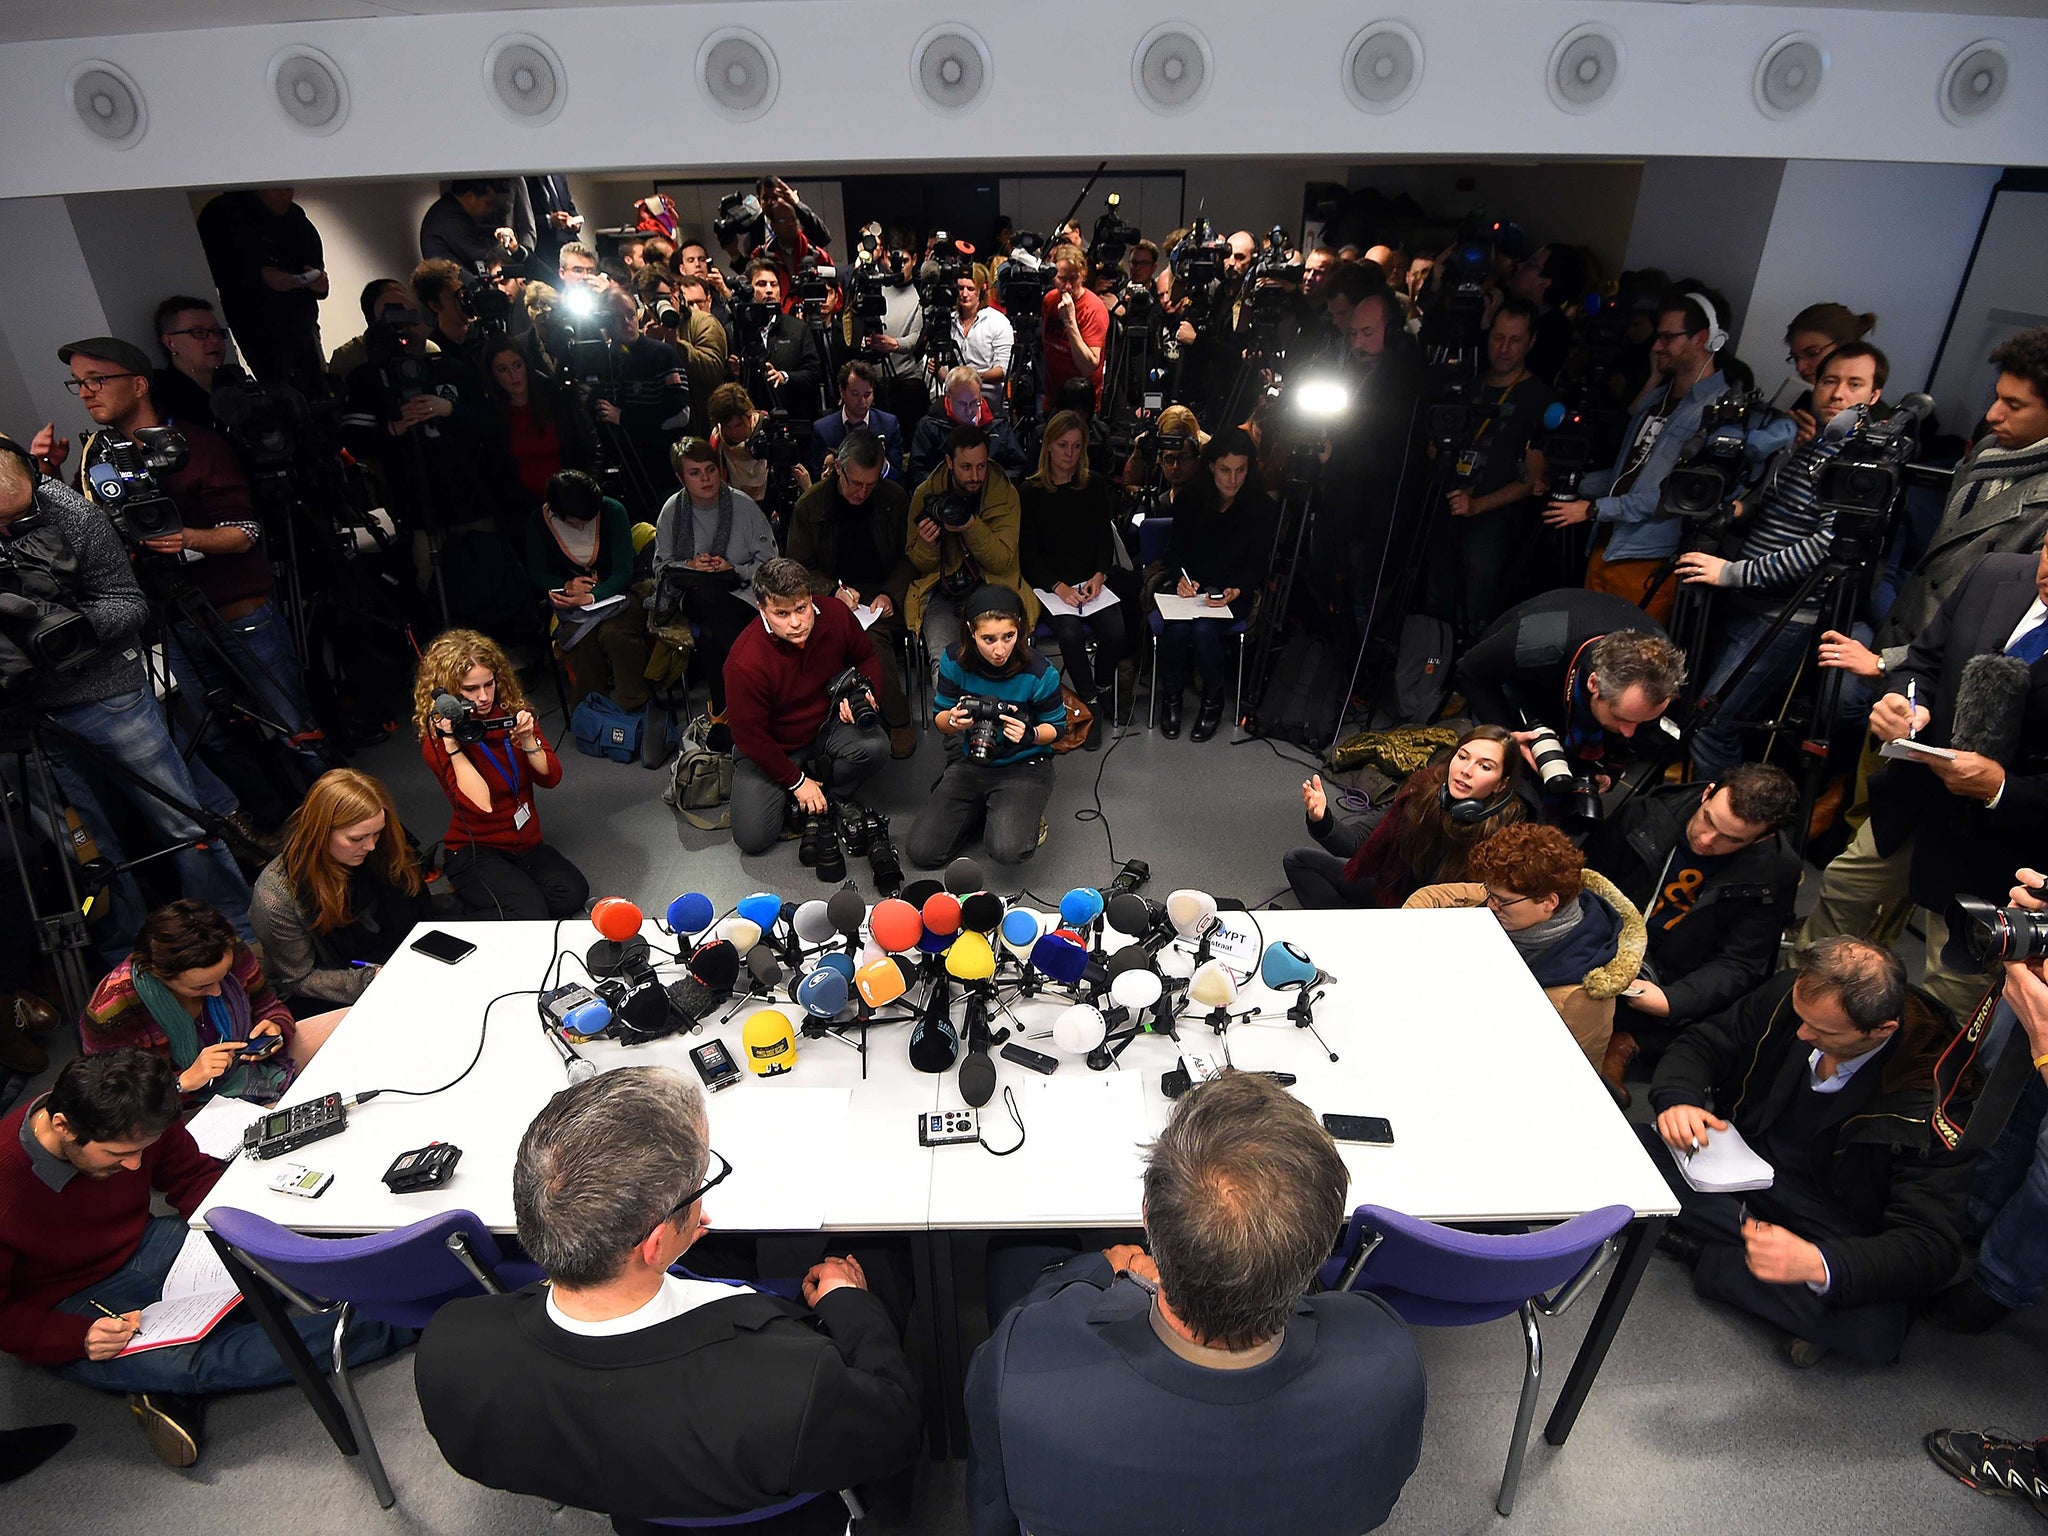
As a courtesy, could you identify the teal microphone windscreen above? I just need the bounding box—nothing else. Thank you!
[1260,941,1319,991]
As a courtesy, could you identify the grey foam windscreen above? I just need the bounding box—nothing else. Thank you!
[699,29,778,120]
[1754,34,1826,120]
[1344,22,1422,115]
[1942,41,2008,124]
[914,25,991,115]
[271,46,349,135]
[1132,24,1211,115]
[1548,25,1623,113]
[485,35,565,125]
[71,62,145,147]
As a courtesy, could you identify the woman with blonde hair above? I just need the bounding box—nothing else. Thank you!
[413,628,588,919]
[1020,409,1130,744]
[251,769,431,1004]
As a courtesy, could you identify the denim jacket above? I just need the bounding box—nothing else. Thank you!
[1583,370,1795,563]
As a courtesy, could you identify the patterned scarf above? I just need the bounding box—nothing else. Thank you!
[1950,437,2048,522]
[130,964,287,1104]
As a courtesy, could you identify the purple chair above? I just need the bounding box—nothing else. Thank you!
[207,1205,542,1510]
[1318,1203,1632,1516]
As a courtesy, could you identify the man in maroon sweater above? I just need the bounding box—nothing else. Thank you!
[724,557,890,854]
[0,1051,401,1467]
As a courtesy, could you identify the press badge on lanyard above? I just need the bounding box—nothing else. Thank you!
[477,738,530,830]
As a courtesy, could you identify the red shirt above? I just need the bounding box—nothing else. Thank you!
[723,598,881,787]
[504,406,563,502]
[0,1097,221,1365]
[1040,288,1110,409]
[421,726,564,853]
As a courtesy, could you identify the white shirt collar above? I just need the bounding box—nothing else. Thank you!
[544,1272,750,1336]
[1807,1041,1883,1095]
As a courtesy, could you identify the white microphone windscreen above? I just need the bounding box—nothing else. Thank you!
[717,917,762,952]
[793,900,836,945]
[1189,960,1238,1009]
[1051,1004,1107,1054]
[1166,888,1218,938]
[1109,969,1164,1011]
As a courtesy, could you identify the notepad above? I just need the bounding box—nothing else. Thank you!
[1153,593,1233,622]
[554,593,629,650]
[1879,737,1957,764]
[184,1095,262,1162]
[118,1230,243,1356]
[853,603,884,630]
[1675,1124,1776,1195]
[1034,586,1121,619]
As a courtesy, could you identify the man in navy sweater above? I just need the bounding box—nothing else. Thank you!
[965,1071,1426,1536]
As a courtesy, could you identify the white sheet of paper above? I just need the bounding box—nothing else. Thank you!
[1174,912,1261,974]
[119,1229,242,1355]
[1033,587,1122,619]
[183,1096,262,1162]
[1153,592,1233,622]
[712,1086,851,1231]
[1676,1123,1776,1195]
[1879,737,1958,763]
[853,603,884,630]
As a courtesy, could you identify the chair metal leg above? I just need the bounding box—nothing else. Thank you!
[1496,1301,1543,1517]
[1148,649,1158,730]
[330,1304,396,1510]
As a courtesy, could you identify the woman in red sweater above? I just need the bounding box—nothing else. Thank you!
[413,628,589,919]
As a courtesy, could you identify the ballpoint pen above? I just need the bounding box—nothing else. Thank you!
[1907,679,1917,738]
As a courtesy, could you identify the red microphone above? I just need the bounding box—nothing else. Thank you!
[587,896,650,979]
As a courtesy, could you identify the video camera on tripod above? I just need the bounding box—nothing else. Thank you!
[1812,392,1936,542]
[1088,195,1142,271]
[746,411,812,520]
[1659,389,1773,528]
[1169,221,1227,290]
[712,192,763,250]
[430,689,516,747]
[0,516,99,696]
[209,365,334,474]
[83,428,186,544]
[457,262,514,337]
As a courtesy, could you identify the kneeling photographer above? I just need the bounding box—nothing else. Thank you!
[907,585,1066,869]
[723,558,889,858]
[0,435,253,964]
[649,439,778,720]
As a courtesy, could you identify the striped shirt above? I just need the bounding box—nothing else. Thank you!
[1720,434,1850,609]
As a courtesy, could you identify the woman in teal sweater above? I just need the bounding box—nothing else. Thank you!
[524,468,648,710]
[908,585,1067,868]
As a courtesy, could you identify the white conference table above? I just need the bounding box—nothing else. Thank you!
[196,907,1678,1459]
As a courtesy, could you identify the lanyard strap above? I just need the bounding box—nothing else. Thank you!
[475,736,522,801]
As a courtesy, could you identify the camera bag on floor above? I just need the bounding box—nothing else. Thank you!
[663,712,734,830]
[569,693,645,764]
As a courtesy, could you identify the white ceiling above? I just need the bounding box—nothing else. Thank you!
[1,0,2044,45]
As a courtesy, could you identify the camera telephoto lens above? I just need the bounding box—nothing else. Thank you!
[1948,896,2048,967]
[1524,726,1576,790]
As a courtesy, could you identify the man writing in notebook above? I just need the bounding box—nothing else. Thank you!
[1644,938,1978,1368]
[0,1050,402,1468]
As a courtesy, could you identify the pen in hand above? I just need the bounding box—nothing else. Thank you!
[89,1298,142,1337]
[1907,679,1917,739]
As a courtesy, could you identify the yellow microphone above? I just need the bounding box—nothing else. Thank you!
[944,929,996,983]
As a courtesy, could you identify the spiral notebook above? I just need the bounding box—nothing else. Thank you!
[1675,1124,1776,1195]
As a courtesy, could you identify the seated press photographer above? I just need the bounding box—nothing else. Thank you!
[413,627,588,921]
[785,429,919,758]
[1583,763,1801,1103]
[650,439,779,720]
[908,423,1037,669]
[722,558,889,857]
[0,436,253,964]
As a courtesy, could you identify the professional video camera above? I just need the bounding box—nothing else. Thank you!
[1247,226,1304,298]
[1812,393,1936,536]
[1089,194,1142,270]
[746,411,812,520]
[1947,891,2048,968]
[955,696,1025,762]
[430,689,515,747]
[712,192,763,250]
[996,246,1048,316]
[824,666,879,731]
[363,309,432,407]
[1660,389,1769,522]
[457,263,514,335]
[844,266,890,336]
[0,519,99,696]
[918,232,972,317]
[209,365,326,473]
[83,428,187,544]
[1169,222,1227,290]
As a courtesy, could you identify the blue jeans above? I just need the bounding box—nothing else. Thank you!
[1157,618,1233,697]
[1690,603,1815,780]
[1968,1061,2048,1310]
[40,685,253,963]
[53,1217,404,1396]
[162,600,325,789]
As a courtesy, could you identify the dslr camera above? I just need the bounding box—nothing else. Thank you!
[824,665,879,731]
[1521,722,1603,823]
[432,690,515,747]
[1945,893,2048,969]
[925,488,976,532]
[955,696,1026,762]
[83,428,186,544]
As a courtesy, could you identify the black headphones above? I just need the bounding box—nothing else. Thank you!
[1440,783,1517,826]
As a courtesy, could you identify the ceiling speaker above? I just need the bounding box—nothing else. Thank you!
[1343,22,1422,115]
[1753,33,1826,120]
[699,28,778,121]
[484,34,565,126]
[269,46,349,136]
[1132,23,1211,116]
[1941,40,2009,125]
[1547,24,1624,114]
[912,25,992,115]
[69,60,145,148]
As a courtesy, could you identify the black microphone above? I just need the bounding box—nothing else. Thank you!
[908,972,959,1072]
[1952,654,2031,765]
[959,1050,996,1108]
[943,857,985,896]
[826,887,867,951]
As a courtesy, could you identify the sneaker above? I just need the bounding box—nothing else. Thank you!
[1782,1336,1828,1369]
[1924,1427,2048,1508]
[128,1393,204,1469]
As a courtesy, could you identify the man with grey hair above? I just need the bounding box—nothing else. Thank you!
[964,1071,1425,1536]
[415,1066,919,1533]
[1646,936,1979,1367]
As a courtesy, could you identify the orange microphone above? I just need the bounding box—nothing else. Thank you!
[587,896,650,978]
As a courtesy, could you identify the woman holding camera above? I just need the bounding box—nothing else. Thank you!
[651,438,779,719]
[82,899,345,1107]
[906,585,1067,869]
[1020,410,1130,748]
[526,468,648,711]
[1283,725,1529,909]
[252,768,432,1005]
[1154,427,1273,741]
[413,628,589,920]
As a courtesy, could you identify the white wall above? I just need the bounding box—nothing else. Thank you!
[1622,156,1788,337]
[68,188,216,354]
[1930,181,2048,429]
[267,178,442,360]
[0,196,110,433]
[1742,160,2001,405]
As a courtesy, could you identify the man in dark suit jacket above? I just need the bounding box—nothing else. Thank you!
[1646,939,1978,1367]
[415,1067,919,1536]
[966,1073,1425,1536]
[1802,543,2048,1021]
[811,359,902,479]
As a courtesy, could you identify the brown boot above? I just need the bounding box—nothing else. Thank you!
[11,991,57,1039]
[1601,1030,1639,1109]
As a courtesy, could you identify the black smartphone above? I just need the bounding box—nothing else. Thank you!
[690,1040,742,1092]
[1323,1113,1394,1146]
[410,929,478,966]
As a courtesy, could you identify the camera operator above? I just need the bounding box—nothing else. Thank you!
[1315,284,1426,630]
[1457,589,1686,789]
[1583,763,1801,1103]
[194,187,328,388]
[675,241,736,335]
[1174,230,1256,416]
[1423,295,1557,636]
[1542,287,1794,626]
[638,270,728,439]
[1780,304,1878,444]
[554,242,603,294]
[953,271,1014,423]
[1040,244,1110,415]
[787,429,918,759]
[650,439,778,720]
[585,286,690,517]
[723,557,888,856]
[1799,536,2048,1021]
[40,336,326,806]
[812,360,902,479]
[411,258,490,373]
[150,297,229,433]
[850,238,926,428]
[908,423,1036,669]
[1675,342,1887,778]
[0,437,253,962]
[908,367,1028,488]
[1503,243,1586,387]
[749,187,837,320]
[1121,405,1206,519]
[908,585,1066,869]
[420,179,525,272]
[733,263,825,418]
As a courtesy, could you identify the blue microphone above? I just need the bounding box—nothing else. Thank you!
[1260,941,1334,992]
[666,892,716,939]
[1542,399,1568,432]
[816,951,857,982]
[1059,887,1105,929]
[736,892,783,932]
[795,967,850,1020]
[1030,933,1090,987]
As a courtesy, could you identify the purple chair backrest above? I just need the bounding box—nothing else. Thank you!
[206,1206,520,1329]
[1138,516,1174,570]
[1327,1203,1633,1324]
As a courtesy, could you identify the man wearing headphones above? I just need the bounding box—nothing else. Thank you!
[1543,286,1794,625]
